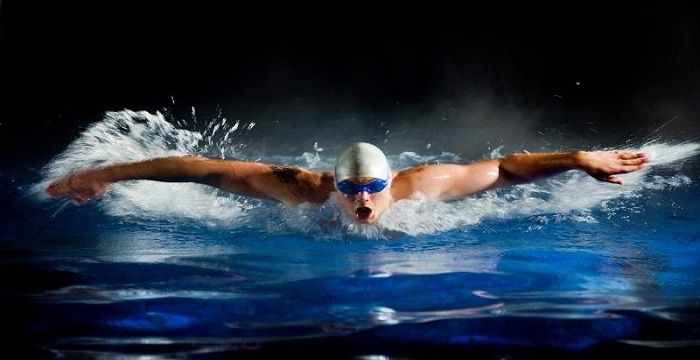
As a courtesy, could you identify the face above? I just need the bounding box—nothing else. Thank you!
[336,177,393,224]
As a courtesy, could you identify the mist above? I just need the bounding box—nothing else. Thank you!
[2,2,700,163]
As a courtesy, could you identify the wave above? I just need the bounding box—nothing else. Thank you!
[32,110,700,238]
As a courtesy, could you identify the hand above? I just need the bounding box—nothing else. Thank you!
[576,150,650,185]
[46,169,111,205]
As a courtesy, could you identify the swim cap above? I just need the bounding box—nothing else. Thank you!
[335,142,392,185]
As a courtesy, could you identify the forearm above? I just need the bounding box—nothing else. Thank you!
[96,157,332,204]
[499,151,583,180]
[48,155,334,205]
[98,156,219,183]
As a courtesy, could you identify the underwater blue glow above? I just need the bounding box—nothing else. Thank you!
[2,110,700,357]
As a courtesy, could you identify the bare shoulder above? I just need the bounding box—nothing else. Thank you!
[390,160,503,201]
[390,164,459,200]
[267,165,336,204]
[207,160,335,205]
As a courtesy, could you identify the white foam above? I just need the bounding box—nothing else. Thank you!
[33,110,700,238]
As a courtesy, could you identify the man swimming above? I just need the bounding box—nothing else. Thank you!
[46,142,649,224]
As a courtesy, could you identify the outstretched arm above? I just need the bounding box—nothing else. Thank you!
[46,156,336,205]
[498,150,649,185]
[391,150,649,201]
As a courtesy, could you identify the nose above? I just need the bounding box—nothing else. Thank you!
[356,191,371,202]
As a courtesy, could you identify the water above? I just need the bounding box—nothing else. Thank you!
[2,110,700,358]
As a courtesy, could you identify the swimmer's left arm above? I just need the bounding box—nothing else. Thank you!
[393,150,649,200]
[498,150,649,185]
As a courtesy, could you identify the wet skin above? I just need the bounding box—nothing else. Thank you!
[335,177,393,224]
[46,150,650,225]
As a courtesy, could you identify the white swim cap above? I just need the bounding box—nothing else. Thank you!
[335,142,392,184]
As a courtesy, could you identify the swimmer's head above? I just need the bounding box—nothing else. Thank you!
[334,142,393,224]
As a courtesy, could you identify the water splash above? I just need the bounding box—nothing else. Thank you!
[33,110,700,238]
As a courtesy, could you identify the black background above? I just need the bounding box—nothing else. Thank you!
[2,3,700,357]
[2,1,700,160]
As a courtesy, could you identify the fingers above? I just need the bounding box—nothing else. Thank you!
[624,164,646,173]
[46,174,101,206]
[47,174,84,197]
[70,191,95,205]
[613,151,649,174]
[602,175,623,185]
[618,152,647,160]
[619,157,649,172]
[588,150,650,184]
[606,163,646,175]
[620,157,648,166]
[46,181,68,196]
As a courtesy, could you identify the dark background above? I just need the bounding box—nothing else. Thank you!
[2,1,700,161]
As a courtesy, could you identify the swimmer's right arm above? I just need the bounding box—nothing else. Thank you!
[46,156,336,206]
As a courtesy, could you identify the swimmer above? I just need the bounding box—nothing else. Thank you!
[46,142,649,224]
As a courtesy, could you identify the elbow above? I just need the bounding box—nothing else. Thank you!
[497,156,529,182]
[497,164,528,184]
[200,173,221,187]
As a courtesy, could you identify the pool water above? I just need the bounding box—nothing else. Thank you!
[2,110,700,358]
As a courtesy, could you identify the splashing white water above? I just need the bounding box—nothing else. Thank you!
[33,110,700,238]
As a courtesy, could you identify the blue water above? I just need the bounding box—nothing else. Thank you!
[2,111,700,358]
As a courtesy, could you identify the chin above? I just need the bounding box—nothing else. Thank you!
[354,216,375,224]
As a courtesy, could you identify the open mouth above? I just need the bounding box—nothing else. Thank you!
[356,206,372,221]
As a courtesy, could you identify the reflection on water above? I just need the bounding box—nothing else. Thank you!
[6,191,700,356]
[3,110,700,357]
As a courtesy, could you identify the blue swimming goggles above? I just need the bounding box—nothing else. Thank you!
[336,178,389,195]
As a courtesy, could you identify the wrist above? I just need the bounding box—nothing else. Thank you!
[570,151,588,169]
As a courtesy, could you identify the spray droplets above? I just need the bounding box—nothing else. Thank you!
[34,110,700,239]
